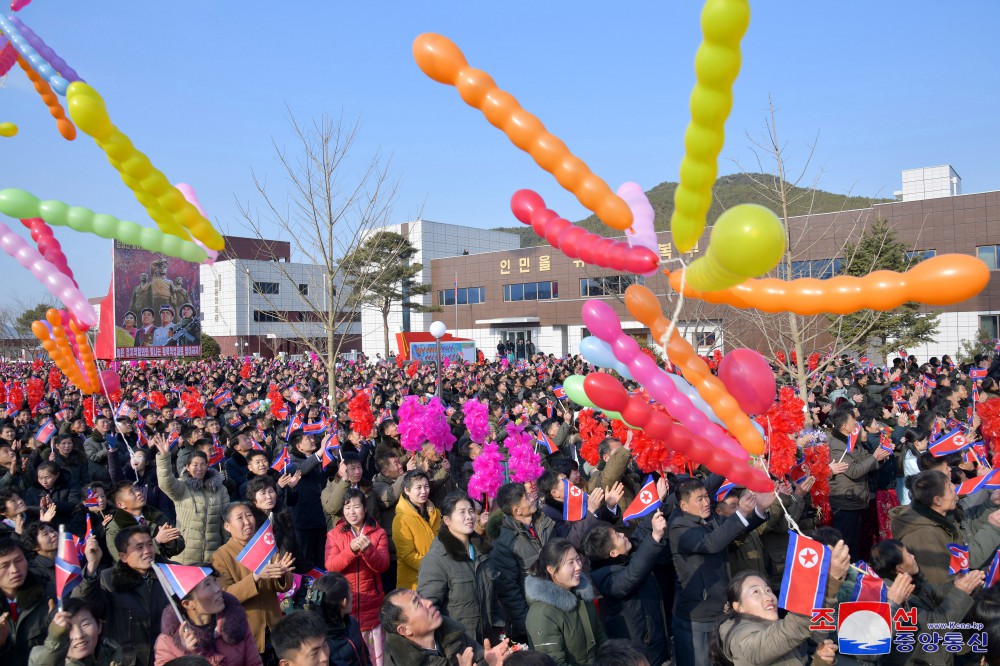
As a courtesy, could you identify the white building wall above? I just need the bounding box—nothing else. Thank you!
[360,220,520,357]
[900,165,961,202]
[898,311,989,361]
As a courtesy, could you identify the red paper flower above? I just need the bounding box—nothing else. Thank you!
[181,389,206,419]
[406,361,419,379]
[348,392,375,438]
[978,398,1000,467]
[759,386,805,479]
[148,391,167,410]
[26,378,44,413]
[805,444,832,525]
[577,409,605,467]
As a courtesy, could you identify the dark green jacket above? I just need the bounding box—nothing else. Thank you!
[28,620,124,666]
[524,575,606,666]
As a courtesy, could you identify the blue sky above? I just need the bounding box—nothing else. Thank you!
[3,1,999,306]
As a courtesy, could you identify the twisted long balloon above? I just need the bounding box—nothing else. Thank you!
[7,15,84,83]
[0,13,69,94]
[413,33,633,232]
[16,55,76,140]
[667,254,990,315]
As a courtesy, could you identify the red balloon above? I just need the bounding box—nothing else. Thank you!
[98,369,120,396]
[718,348,777,416]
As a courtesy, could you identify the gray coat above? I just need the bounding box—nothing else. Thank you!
[828,431,878,511]
[417,527,484,641]
[491,513,557,642]
[155,452,228,564]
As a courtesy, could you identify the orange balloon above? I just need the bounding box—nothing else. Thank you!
[624,284,766,456]
[412,33,633,231]
[16,56,76,141]
[668,254,990,315]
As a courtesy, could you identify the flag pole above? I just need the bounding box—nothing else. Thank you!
[151,564,185,623]
[57,524,65,612]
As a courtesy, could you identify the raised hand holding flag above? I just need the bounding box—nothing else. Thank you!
[622,475,662,523]
[778,531,831,616]
[55,526,82,608]
[237,518,278,576]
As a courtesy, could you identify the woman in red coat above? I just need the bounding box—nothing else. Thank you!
[325,487,390,666]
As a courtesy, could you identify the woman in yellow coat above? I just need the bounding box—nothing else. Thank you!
[392,470,441,590]
[211,501,296,654]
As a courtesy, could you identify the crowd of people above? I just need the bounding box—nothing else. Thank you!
[0,347,999,666]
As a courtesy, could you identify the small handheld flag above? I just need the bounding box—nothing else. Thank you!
[778,531,831,616]
[929,428,973,458]
[236,518,278,576]
[622,475,662,523]
[985,548,1000,589]
[35,418,56,445]
[271,446,291,473]
[850,561,887,603]
[970,367,988,380]
[83,488,102,509]
[562,479,587,522]
[536,430,558,455]
[208,443,226,467]
[320,436,339,470]
[55,526,82,608]
[947,543,970,575]
[78,515,93,560]
[285,413,304,441]
[845,424,861,453]
[715,480,737,502]
[303,567,327,584]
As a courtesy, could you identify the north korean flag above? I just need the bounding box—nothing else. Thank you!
[237,518,278,576]
[303,567,327,584]
[116,402,133,420]
[778,531,831,616]
[35,418,56,445]
[859,356,870,371]
[228,413,243,429]
[55,531,82,600]
[208,443,226,467]
[878,430,893,454]
[166,430,180,450]
[276,404,289,420]
[970,367,988,380]
[302,415,329,436]
[715,480,737,502]
[271,446,291,473]
[552,385,567,401]
[850,561,887,603]
[790,460,810,486]
[78,515,93,560]
[845,424,861,453]
[247,400,262,413]
[985,548,1000,588]
[929,428,972,458]
[622,475,662,524]
[545,403,554,420]
[321,436,339,470]
[923,376,937,390]
[83,488,102,509]
[536,431,558,455]
[285,413,304,441]
[562,479,587,522]
[948,543,970,575]
[212,389,232,407]
[154,563,214,599]
[377,407,392,425]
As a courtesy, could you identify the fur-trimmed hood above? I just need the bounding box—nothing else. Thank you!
[436,525,472,561]
[159,591,250,654]
[524,574,595,612]
[109,559,155,592]
[179,467,224,493]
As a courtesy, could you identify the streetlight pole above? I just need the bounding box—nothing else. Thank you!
[429,321,446,399]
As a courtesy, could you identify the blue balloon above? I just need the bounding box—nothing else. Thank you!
[579,336,633,380]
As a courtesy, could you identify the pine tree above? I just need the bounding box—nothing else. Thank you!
[831,219,939,353]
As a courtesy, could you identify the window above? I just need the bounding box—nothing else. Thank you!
[978,246,999,271]
[695,331,717,347]
[981,315,999,341]
[438,287,485,306]
[253,310,281,323]
[906,250,937,263]
[776,259,842,280]
[298,284,309,296]
[503,281,559,302]
[253,281,279,295]
[199,284,204,294]
[580,275,645,297]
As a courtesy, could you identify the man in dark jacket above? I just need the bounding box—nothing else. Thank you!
[537,470,618,550]
[0,537,52,663]
[105,480,184,560]
[380,588,507,666]
[288,430,332,571]
[584,510,669,666]
[83,417,113,484]
[74,526,171,666]
[491,482,555,643]
[668,478,774,666]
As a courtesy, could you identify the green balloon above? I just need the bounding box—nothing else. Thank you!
[564,375,622,421]
[0,189,39,219]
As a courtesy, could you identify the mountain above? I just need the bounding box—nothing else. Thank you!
[493,173,895,247]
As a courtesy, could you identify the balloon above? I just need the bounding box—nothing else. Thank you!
[669,0,750,253]
[581,298,757,461]
[510,190,658,274]
[562,374,622,421]
[65,82,225,251]
[6,15,84,83]
[32,310,98,393]
[683,204,785,291]
[15,55,76,140]
[717,348,776,415]
[413,34,633,231]
[20,218,77,286]
[10,0,33,11]
[669,253,991,314]
[623,284,767,456]
[0,40,16,76]
[175,183,220,265]
[617,182,660,276]
[0,14,69,95]
[0,189,209,263]
[100,368,122,395]
[0,123,16,138]
[579,336,632,379]
[0,221,97,328]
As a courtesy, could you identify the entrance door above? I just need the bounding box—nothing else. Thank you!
[499,330,532,359]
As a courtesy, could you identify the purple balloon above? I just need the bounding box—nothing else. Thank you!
[7,15,84,83]
[617,182,660,276]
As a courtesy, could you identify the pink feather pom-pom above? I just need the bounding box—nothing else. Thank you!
[468,441,504,502]
[423,397,457,455]
[505,424,544,483]
[462,398,490,444]
[398,396,425,453]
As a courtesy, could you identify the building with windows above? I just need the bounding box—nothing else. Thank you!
[199,236,361,357]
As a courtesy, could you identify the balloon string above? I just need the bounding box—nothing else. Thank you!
[659,257,688,370]
[84,337,131,455]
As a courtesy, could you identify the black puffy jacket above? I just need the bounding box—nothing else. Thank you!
[326,616,372,666]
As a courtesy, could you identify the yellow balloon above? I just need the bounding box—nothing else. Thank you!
[684,204,786,291]
[670,0,750,253]
[0,123,18,138]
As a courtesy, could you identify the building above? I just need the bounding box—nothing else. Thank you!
[199,236,362,357]
[408,166,1000,360]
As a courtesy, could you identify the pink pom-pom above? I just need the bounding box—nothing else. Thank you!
[398,396,425,452]
[505,424,544,483]
[462,398,490,444]
[423,397,457,455]
[468,441,504,502]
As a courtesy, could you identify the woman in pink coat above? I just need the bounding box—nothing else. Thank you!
[325,487,390,666]
[153,574,262,666]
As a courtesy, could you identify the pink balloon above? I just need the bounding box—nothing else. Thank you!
[617,182,659,277]
[581,299,622,342]
[10,0,32,11]
[718,349,777,416]
[0,222,96,328]
[174,183,219,265]
[98,369,120,396]
[20,218,77,286]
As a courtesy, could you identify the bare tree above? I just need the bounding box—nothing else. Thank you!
[724,97,894,415]
[237,112,405,394]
